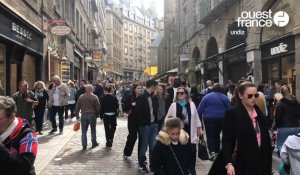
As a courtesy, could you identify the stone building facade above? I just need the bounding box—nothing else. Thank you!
[0,0,107,96]
[122,7,156,81]
[105,4,123,81]
[175,0,300,98]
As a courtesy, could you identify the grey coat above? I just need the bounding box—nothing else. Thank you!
[280,134,300,175]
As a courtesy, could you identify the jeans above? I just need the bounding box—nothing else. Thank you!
[277,127,300,156]
[203,118,223,154]
[123,116,140,156]
[50,105,65,131]
[65,103,76,119]
[103,114,117,143]
[81,114,97,147]
[138,123,158,167]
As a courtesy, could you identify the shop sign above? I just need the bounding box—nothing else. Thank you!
[261,35,295,59]
[270,43,287,55]
[228,25,247,38]
[0,11,43,54]
[50,25,71,36]
[180,54,190,61]
[92,50,102,60]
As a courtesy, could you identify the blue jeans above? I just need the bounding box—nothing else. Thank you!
[138,123,158,167]
[277,127,300,156]
[203,118,223,154]
[81,114,97,147]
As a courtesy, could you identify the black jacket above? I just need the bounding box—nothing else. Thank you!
[75,87,86,102]
[209,104,272,175]
[275,96,300,128]
[100,94,119,117]
[136,90,158,126]
[152,130,192,175]
[166,87,175,110]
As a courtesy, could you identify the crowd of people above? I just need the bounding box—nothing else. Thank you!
[0,75,300,175]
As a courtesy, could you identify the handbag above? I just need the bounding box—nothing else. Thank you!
[198,136,210,160]
[73,121,80,131]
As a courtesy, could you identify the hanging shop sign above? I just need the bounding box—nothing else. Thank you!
[50,25,71,36]
[180,54,190,61]
[92,50,102,60]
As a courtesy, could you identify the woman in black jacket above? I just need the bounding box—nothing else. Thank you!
[152,117,192,175]
[123,84,143,158]
[209,82,272,175]
[33,81,49,135]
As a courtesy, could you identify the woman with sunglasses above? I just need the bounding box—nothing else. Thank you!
[209,81,272,175]
[165,87,202,175]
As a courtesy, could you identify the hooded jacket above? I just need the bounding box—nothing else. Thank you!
[152,130,192,175]
[280,134,300,175]
[275,96,300,128]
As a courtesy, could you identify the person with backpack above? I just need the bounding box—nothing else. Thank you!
[123,84,143,158]
[152,117,192,175]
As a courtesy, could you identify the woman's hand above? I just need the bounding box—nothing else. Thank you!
[226,164,235,175]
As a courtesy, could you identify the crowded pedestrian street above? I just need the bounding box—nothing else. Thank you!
[1,0,300,175]
[36,117,212,175]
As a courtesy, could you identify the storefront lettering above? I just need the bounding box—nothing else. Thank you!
[11,22,32,41]
[270,43,288,55]
[230,29,245,36]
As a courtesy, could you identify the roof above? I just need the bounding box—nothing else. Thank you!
[150,31,164,47]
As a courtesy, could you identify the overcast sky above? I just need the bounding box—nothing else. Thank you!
[111,0,164,18]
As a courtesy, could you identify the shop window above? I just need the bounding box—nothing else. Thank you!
[0,44,6,95]
[282,56,295,93]
[22,54,36,89]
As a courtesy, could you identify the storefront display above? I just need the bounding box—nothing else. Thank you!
[261,34,295,94]
[0,4,43,95]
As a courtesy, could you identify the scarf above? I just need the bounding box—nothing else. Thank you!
[0,117,18,143]
[177,100,188,124]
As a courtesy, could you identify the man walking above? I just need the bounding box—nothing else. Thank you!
[136,79,158,173]
[48,75,70,135]
[75,84,100,150]
[100,86,119,147]
[12,81,38,128]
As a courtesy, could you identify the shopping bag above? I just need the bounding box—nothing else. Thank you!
[198,136,210,160]
[73,121,80,131]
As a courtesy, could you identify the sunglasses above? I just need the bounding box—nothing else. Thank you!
[247,93,259,99]
[177,91,185,95]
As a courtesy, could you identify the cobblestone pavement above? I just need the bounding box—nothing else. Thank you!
[37,117,212,175]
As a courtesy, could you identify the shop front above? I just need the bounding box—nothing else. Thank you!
[223,22,248,83]
[261,34,295,94]
[0,4,44,95]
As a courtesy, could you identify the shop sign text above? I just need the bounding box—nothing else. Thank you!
[270,43,288,55]
[11,22,32,41]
